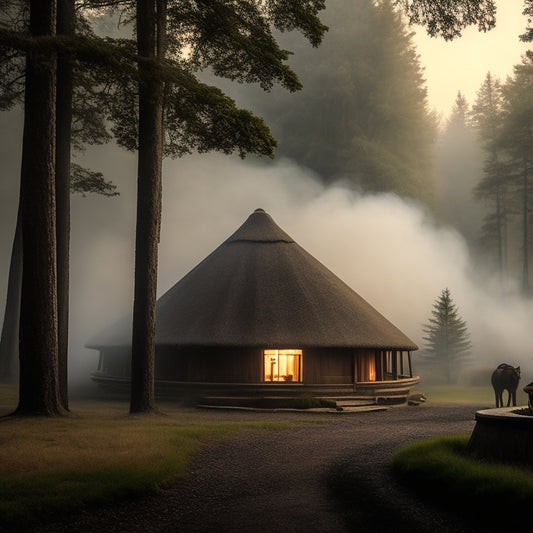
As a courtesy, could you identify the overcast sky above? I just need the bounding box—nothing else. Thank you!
[412,0,530,118]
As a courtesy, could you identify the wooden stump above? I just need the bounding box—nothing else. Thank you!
[467,408,533,464]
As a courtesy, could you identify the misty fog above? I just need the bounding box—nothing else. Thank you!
[2,102,532,388]
[2,0,532,391]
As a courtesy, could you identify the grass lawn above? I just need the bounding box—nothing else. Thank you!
[411,383,529,406]
[1,381,530,530]
[0,384,296,529]
[391,435,533,531]
[393,384,532,530]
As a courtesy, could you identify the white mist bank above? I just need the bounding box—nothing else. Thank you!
[2,145,532,384]
[157,155,532,375]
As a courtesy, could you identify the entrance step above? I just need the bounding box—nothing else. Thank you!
[334,399,378,408]
[317,396,378,407]
[373,388,410,405]
[198,395,384,410]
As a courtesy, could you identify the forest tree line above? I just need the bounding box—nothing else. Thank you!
[235,0,533,296]
[222,0,533,295]
[436,58,533,294]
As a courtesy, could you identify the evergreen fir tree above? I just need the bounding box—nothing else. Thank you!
[435,91,484,243]
[471,72,511,282]
[421,288,472,384]
[499,56,533,295]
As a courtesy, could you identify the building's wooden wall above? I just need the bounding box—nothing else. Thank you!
[99,346,411,384]
[157,347,263,383]
[302,348,354,384]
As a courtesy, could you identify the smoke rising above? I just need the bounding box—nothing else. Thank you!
[72,147,533,384]
[1,128,533,387]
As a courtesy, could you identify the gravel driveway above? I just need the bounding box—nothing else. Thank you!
[33,402,490,533]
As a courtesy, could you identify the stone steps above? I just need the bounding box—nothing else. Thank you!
[197,394,396,410]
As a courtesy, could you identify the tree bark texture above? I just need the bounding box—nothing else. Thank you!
[130,0,165,413]
[55,0,75,411]
[522,162,530,294]
[0,207,22,381]
[16,0,64,416]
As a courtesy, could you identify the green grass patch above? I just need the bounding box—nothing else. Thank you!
[391,435,533,530]
[0,385,296,529]
[411,384,529,406]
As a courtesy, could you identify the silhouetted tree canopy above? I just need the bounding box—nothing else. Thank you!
[0,2,115,188]
[520,0,533,42]
[394,0,497,40]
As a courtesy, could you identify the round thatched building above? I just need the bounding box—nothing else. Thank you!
[89,208,419,403]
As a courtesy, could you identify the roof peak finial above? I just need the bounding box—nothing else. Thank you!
[226,209,293,243]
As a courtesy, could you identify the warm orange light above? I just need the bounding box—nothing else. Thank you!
[358,352,377,382]
[368,356,376,381]
[264,349,302,382]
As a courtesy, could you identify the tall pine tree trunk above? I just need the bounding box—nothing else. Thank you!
[55,0,75,411]
[16,0,65,416]
[130,0,165,414]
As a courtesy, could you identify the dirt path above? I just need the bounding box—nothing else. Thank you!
[33,403,489,533]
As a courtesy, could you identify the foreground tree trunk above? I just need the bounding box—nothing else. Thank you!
[130,0,165,414]
[55,0,75,411]
[16,0,65,416]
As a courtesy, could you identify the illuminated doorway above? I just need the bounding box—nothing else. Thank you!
[264,349,302,382]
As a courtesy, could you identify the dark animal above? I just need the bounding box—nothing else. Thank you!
[491,363,521,408]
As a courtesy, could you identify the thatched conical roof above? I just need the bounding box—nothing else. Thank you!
[90,209,417,350]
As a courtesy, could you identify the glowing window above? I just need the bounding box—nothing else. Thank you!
[264,349,302,382]
[358,352,376,381]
